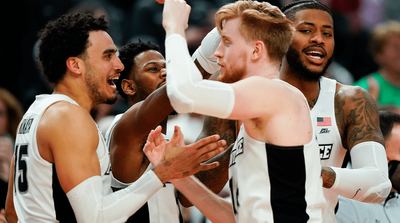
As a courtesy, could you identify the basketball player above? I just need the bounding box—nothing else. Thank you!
[104,40,226,222]
[280,1,391,222]
[4,13,225,223]
[155,0,326,222]
[193,1,392,222]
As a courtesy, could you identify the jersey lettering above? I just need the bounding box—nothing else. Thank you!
[14,144,29,193]
[18,118,34,134]
[319,144,333,160]
[229,137,244,167]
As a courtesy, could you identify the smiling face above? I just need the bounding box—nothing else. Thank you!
[130,50,166,101]
[214,18,250,83]
[286,9,334,82]
[83,31,124,105]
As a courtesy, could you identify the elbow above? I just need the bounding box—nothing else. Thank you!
[360,169,392,203]
[167,85,193,114]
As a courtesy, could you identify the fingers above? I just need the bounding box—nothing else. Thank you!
[196,140,226,162]
[190,134,221,151]
[197,161,220,172]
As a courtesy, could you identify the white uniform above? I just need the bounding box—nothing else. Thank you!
[105,114,182,223]
[229,124,325,223]
[310,77,348,222]
[13,94,112,222]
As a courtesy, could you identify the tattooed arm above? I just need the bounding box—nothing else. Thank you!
[322,85,390,203]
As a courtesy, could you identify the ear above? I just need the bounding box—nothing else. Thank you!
[251,40,265,61]
[66,57,84,75]
[121,79,136,96]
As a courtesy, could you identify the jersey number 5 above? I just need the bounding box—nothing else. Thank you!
[14,144,29,193]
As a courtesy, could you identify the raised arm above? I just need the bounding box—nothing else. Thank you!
[109,85,173,183]
[322,85,390,203]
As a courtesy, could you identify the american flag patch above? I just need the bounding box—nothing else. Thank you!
[317,117,331,126]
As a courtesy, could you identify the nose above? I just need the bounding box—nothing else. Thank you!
[310,32,325,45]
[214,41,224,59]
[160,68,167,79]
[114,57,124,73]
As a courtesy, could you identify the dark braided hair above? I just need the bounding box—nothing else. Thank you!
[281,0,332,21]
[38,13,109,84]
[117,40,160,100]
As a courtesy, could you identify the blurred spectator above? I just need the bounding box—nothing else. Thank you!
[0,88,23,210]
[0,88,24,141]
[353,21,400,107]
[324,61,354,85]
[336,111,400,223]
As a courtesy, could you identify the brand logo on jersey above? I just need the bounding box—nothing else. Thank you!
[320,144,333,160]
[319,128,330,134]
[229,137,244,167]
[18,118,34,134]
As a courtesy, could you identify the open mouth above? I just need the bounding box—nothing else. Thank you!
[107,76,119,88]
[305,51,325,60]
[303,46,327,65]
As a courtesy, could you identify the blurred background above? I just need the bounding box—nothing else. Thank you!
[1,0,399,112]
[0,0,399,221]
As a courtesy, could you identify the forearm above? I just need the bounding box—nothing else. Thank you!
[195,144,233,193]
[325,141,391,203]
[165,34,235,118]
[172,176,235,223]
[67,171,163,223]
[5,159,17,223]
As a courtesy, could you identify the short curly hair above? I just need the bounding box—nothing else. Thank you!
[38,13,109,84]
[117,40,160,100]
[282,0,332,21]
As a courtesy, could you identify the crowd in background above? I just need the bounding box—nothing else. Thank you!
[0,0,400,222]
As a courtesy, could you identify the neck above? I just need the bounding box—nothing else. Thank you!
[53,74,94,112]
[379,67,400,87]
[279,60,320,108]
[246,61,280,80]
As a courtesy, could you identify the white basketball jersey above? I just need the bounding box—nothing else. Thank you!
[105,114,182,223]
[228,124,325,223]
[310,77,348,223]
[13,94,112,222]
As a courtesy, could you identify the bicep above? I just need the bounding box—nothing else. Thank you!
[228,77,280,120]
[50,112,101,193]
[343,87,384,149]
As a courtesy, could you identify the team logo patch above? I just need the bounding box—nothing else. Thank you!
[319,144,333,160]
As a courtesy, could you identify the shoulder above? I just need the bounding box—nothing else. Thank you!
[335,83,373,103]
[40,101,98,141]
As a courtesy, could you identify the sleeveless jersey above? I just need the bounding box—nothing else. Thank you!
[228,79,325,222]
[13,94,112,223]
[310,77,348,223]
[105,114,182,223]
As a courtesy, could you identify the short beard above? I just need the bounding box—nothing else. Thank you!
[217,53,247,83]
[85,62,117,105]
[285,46,333,82]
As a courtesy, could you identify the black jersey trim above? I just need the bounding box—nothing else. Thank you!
[266,144,310,223]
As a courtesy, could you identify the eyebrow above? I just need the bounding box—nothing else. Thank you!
[144,61,166,67]
[298,21,333,29]
[103,48,117,54]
